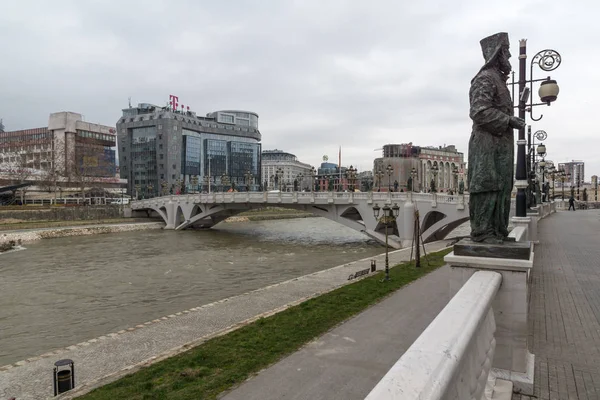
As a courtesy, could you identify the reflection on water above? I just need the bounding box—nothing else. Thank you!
[0,218,383,365]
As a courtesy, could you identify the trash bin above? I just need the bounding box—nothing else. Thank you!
[53,359,75,396]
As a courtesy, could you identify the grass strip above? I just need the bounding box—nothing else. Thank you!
[80,247,452,400]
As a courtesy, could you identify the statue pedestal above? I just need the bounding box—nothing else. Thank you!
[445,240,535,395]
[454,239,530,260]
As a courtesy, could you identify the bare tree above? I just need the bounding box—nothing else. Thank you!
[2,150,34,204]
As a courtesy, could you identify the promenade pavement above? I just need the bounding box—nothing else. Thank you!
[223,209,600,400]
[0,239,451,400]
[515,209,600,400]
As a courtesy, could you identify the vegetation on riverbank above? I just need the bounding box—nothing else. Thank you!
[0,218,160,231]
[80,247,452,400]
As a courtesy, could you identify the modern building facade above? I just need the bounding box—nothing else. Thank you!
[117,104,261,197]
[0,112,118,185]
[373,143,466,192]
[558,160,585,187]
[261,149,312,191]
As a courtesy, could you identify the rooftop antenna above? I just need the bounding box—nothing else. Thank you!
[128,97,132,108]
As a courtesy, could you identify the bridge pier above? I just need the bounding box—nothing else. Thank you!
[401,200,415,248]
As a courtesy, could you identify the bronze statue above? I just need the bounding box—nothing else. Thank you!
[468,33,526,244]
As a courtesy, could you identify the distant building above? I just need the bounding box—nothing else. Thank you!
[261,149,312,191]
[373,143,465,192]
[558,161,585,187]
[0,112,119,188]
[117,102,261,196]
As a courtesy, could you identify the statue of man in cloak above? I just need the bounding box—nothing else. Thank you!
[468,32,526,244]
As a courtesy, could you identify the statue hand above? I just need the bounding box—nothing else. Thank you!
[509,116,526,130]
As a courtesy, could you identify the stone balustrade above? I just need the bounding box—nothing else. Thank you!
[365,271,511,400]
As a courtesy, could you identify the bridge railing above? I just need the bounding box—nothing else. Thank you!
[365,271,502,400]
[131,191,470,208]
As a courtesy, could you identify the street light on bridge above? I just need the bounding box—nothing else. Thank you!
[372,202,400,282]
[275,167,284,191]
[386,164,393,192]
[410,167,418,192]
[430,164,439,193]
[375,169,384,192]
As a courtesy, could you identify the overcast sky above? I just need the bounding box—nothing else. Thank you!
[1,0,597,179]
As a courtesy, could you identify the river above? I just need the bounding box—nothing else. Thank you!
[0,217,470,366]
[0,218,386,366]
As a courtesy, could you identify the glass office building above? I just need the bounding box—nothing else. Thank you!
[117,104,261,196]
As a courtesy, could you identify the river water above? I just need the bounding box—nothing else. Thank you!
[0,217,470,366]
[0,218,385,366]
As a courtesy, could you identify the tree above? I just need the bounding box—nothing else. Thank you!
[2,150,34,204]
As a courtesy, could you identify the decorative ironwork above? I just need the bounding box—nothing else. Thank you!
[533,130,547,141]
[531,49,562,72]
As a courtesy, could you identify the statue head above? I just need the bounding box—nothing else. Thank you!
[479,32,511,75]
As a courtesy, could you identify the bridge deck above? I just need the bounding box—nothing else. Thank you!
[515,209,600,400]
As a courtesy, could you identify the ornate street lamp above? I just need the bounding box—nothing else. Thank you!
[244,170,253,192]
[410,167,418,192]
[512,40,562,217]
[296,173,304,192]
[375,169,384,192]
[191,176,198,194]
[276,167,284,191]
[372,203,401,282]
[310,166,316,192]
[451,165,459,192]
[147,183,154,198]
[386,164,393,192]
[345,165,357,192]
[431,164,439,193]
[548,165,556,200]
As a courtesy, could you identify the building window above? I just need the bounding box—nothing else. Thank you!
[160,174,164,179]
[158,125,162,130]
[159,164,164,169]
[160,154,164,159]
[173,126,177,131]
[159,144,163,149]
[172,174,176,179]
[158,134,162,140]
[172,164,176,169]
[122,147,125,152]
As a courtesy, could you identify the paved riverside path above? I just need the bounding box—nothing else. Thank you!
[514,209,600,400]
[0,240,452,399]
[221,264,453,400]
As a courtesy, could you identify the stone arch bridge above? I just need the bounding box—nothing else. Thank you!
[130,192,470,249]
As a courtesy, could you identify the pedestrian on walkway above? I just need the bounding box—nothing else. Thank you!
[568,195,576,211]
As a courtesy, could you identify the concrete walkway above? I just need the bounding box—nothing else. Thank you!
[514,209,600,400]
[221,264,453,400]
[222,209,600,400]
[0,241,451,400]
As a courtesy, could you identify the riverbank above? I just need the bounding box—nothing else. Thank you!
[0,241,452,400]
[0,222,164,246]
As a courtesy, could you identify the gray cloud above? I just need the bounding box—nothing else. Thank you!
[1,0,598,178]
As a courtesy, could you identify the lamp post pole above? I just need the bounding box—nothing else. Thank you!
[310,166,316,192]
[372,203,400,282]
[512,40,561,217]
[375,169,384,192]
[410,167,417,192]
[386,164,393,192]
[431,165,439,193]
